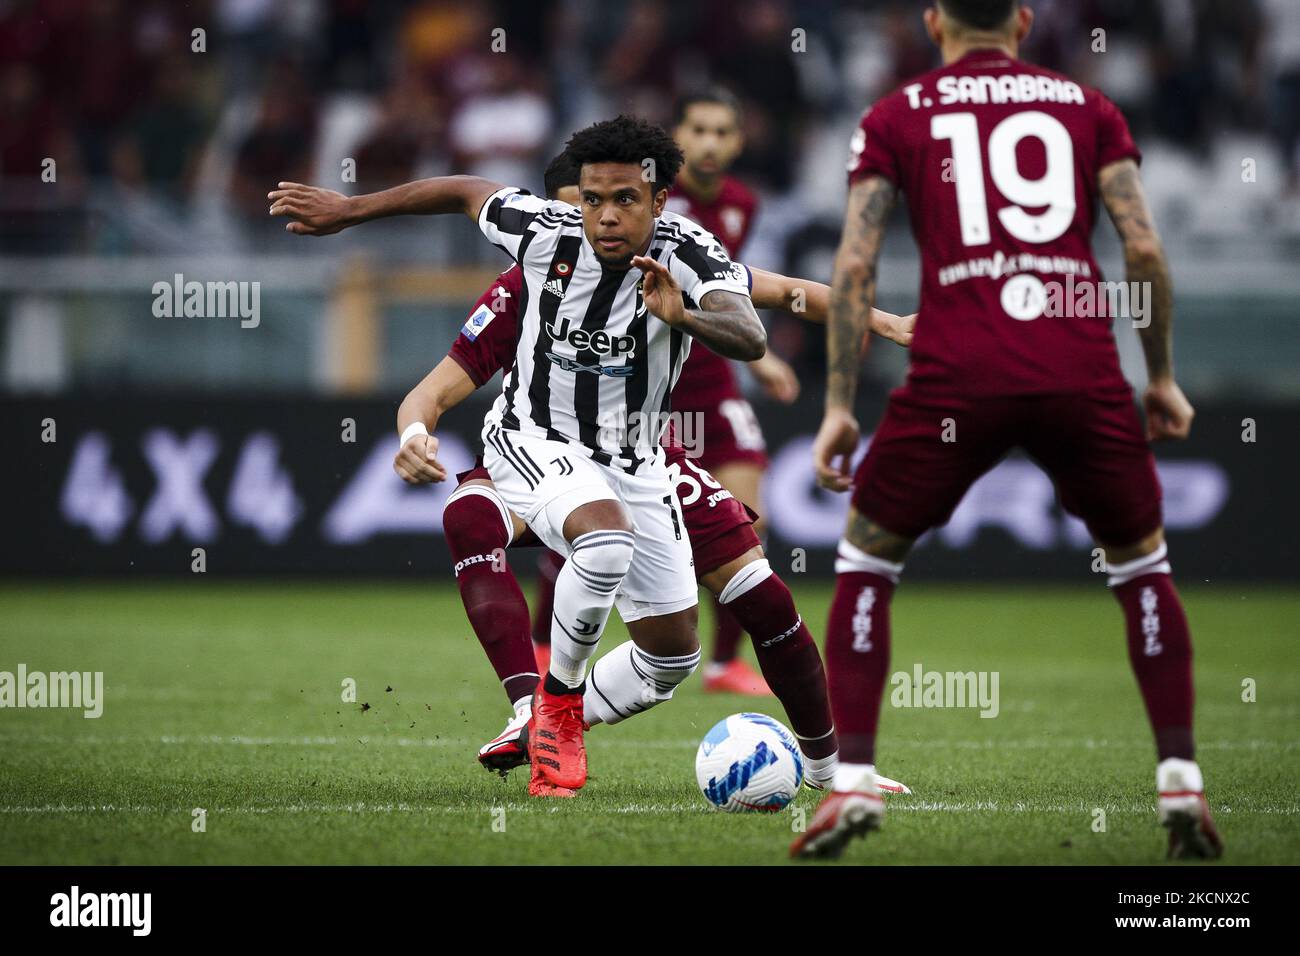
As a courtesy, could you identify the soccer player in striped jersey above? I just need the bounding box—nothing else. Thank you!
[272,116,767,797]
[395,151,915,793]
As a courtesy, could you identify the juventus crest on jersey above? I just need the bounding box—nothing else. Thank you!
[477,186,750,473]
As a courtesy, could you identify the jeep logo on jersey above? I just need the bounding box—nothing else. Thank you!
[544,316,636,359]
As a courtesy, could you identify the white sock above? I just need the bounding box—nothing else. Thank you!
[833,761,876,793]
[513,696,532,718]
[584,641,701,726]
[1157,756,1204,793]
[803,748,838,788]
[549,529,635,687]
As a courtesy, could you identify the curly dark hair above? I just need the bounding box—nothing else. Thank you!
[542,150,580,199]
[564,115,684,195]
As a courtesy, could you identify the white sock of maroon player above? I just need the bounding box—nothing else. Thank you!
[716,559,839,779]
[824,540,902,788]
[583,641,701,725]
[1108,543,1196,761]
[546,529,636,690]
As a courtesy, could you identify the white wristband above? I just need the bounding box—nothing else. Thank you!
[399,421,429,449]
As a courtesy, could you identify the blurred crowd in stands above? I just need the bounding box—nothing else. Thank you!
[4,0,1300,246]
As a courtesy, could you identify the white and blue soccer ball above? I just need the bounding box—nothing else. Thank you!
[695,712,804,812]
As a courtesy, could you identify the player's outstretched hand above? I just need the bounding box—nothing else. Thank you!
[813,407,860,492]
[393,433,447,484]
[1143,378,1194,441]
[750,352,800,403]
[268,182,355,236]
[631,255,686,327]
[872,311,916,349]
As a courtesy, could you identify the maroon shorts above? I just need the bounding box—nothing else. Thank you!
[454,452,760,576]
[665,444,762,575]
[686,395,769,473]
[852,387,1162,547]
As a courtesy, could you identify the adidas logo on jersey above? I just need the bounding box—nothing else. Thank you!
[542,277,566,300]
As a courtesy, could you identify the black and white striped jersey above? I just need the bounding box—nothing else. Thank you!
[476,186,751,473]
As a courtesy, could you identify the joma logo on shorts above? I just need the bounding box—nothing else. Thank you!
[545,316,636,359]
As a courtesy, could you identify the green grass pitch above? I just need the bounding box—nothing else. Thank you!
[0,581,1295,865]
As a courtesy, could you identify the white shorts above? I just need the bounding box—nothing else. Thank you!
[481,423,697,622]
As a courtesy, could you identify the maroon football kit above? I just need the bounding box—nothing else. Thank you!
[664,176,768,471]
[448,265,761,576]
[847,48,1160,546]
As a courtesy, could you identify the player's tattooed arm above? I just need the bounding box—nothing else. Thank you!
[812,175,896,492]
[687,290,767,361]
[825,175,897,410]
[1099,159,1174,380]
[394,357,478,484]
[269,175,503,235]
[1100,159,1193,440]
[631,256,767,361]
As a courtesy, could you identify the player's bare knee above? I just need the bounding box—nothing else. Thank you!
[699,545,766,595]
[716,555,775,609]
[1102,528,1171,587]
[844,508,913,563]
[837,511,908,581]
[562,498,632,540]
[1101,527,1166,567]
[628,607,699,659]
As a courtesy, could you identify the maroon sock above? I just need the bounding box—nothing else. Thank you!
[824,571,894,765]
[1112,572,1195,760]
[724,574,837,759]
[710,594,745,663]
[444,492,538,707]
[530,550,565,646]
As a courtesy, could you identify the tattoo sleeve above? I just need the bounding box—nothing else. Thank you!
[680,290,768,361]
[826,176,897,409]
[1099,159,1174,380]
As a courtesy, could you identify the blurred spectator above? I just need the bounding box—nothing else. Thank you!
[60,0,152,176]
[0,61,80,187]
[448,55,551,185]
[352,69,446,191]
[111,54,210,203]
[598,0,679,117]
[708,0,807,191]
[228,59,318,221]
[321,0,384,92]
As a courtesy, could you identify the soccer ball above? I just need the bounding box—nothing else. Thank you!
[695,712,804,812]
